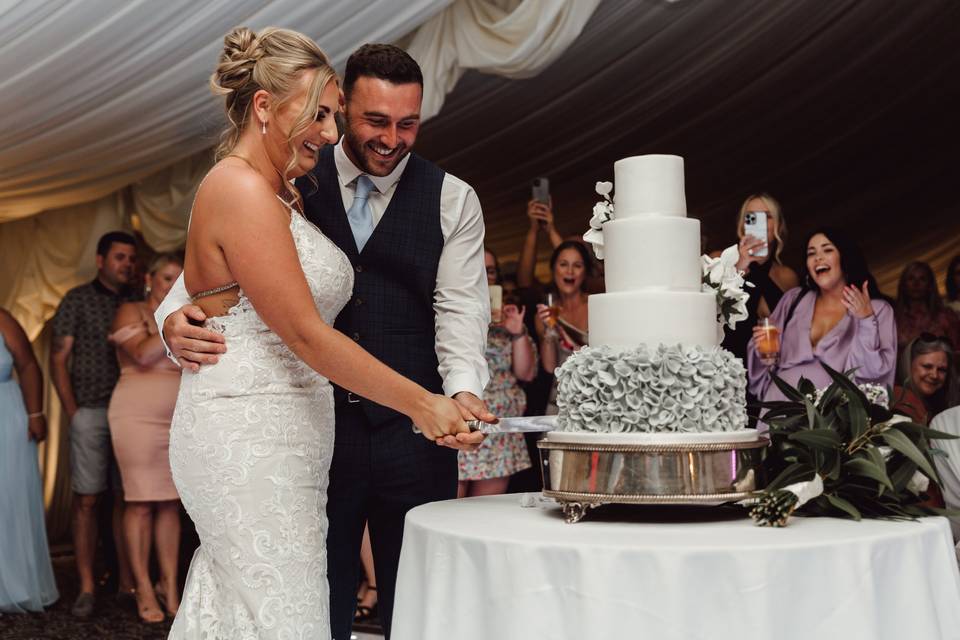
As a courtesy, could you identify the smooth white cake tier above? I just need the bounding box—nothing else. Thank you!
[589,290,719,348]
[614,155,686,219]
[603,216,701,292]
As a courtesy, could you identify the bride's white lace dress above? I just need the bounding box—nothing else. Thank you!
[168,209,354,639]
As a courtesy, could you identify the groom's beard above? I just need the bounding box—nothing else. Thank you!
[343,122,410,177]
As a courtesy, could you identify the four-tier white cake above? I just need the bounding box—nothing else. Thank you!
[553,154,749,437]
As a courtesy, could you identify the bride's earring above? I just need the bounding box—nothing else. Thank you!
[261,120,267,135]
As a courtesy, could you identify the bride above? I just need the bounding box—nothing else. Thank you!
[168,27,477,638]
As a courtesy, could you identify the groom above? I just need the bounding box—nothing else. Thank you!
[159,44,492,639]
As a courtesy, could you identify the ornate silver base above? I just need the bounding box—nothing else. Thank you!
[538,435,769,522]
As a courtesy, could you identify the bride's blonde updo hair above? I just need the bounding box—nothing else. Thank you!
[211,27,337,204]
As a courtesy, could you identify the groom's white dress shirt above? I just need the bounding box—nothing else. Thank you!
[156,139,490,400]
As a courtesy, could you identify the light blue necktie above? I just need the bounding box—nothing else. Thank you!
[347,175,375,252]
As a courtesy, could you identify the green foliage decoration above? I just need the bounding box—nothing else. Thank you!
[750,362,958,526]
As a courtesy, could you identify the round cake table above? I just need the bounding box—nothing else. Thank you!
[392,494,960,640]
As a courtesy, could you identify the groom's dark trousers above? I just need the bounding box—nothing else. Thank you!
[326,406,457,639]
[302,145,458,640]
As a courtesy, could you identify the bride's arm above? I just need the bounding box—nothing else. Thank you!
[198,170,474,442]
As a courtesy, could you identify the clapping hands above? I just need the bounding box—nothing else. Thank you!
[841,281,874,319]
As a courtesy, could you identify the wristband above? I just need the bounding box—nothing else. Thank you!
[27,412,44,419]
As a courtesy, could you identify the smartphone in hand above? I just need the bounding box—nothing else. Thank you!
[531,177,550,229]
[531,177,550,204]
[743,211,768,257]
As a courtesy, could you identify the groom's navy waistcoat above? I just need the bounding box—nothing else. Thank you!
[301,145,446,426]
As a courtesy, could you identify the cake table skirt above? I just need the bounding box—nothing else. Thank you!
[391,494,960,640]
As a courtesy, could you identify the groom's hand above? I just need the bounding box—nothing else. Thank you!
[452,391,497,424]
[434,392,496,451]
[164,304,227,372]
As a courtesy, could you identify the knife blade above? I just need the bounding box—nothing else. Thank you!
[466,415,557,435]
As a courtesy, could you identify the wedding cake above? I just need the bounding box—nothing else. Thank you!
[553,155,749,435]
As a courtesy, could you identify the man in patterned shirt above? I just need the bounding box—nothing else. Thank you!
[51,231,138,618]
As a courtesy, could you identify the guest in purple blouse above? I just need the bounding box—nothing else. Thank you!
[747,227,898,404]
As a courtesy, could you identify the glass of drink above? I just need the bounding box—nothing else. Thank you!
[757,317,780,366]
[545,292,559,338]
[546,293,560,327]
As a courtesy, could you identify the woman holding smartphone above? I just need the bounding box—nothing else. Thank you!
[720,193,799,363]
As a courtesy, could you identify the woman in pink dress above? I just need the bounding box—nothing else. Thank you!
[108,253,183,622]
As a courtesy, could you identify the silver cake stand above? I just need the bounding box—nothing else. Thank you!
[537,432,769,523]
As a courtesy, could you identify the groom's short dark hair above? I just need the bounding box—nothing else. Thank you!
[343,44,423,99]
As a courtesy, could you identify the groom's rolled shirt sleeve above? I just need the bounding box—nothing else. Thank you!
[154,272,192,365]
[434,179,490,399]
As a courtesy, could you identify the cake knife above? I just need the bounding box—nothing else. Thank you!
[466,415,556,434]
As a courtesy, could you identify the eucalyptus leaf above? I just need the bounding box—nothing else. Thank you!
[865,446,891,484]
[822,450,842,480]
[789,429,843,449]
[842,458,894,492]
[893,422,959,441]
[824,494,862,520]
[881,429,939,483]
[797,377,816,398]
[818,383,843,414]
[889,458,918,492]
[771,374,808,403]
[766,462,816,491]
[848,394,869,441]
[803,397,818,431]
[759,400,807,411]
[821,362,868,405]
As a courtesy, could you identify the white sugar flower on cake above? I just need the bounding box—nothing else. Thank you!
[583,181,614,259]
[701,244,752,330]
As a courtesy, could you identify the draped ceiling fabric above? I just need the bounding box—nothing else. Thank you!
[0,0,452,338]
[0,0,454,222]
[3,0,960,335]
[415,0,960,294]
[0,0,599,340]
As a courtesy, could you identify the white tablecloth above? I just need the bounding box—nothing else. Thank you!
[392,495,960,640]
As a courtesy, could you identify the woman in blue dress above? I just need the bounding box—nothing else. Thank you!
[0,308,58,613]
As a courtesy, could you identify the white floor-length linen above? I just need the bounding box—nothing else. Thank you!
[393,494,960,640]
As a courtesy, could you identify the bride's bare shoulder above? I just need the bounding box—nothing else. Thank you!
[193,162,282,223]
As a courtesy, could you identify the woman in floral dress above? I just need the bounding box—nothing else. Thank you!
[458,250,537,496]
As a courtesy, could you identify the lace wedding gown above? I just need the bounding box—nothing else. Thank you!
[168,208,354,639]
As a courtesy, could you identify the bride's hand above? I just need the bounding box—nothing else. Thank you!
[412,394,483,450]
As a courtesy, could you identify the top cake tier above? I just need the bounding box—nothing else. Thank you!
[614,155,686,218]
